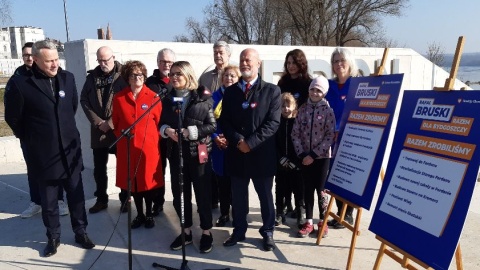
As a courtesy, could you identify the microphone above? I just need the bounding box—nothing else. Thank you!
[173,97,183,103]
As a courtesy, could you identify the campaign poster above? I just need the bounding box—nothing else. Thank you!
[369,90,480,270]
[325,74,403,209]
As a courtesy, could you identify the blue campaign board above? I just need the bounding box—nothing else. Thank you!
[369,90,480,270]
[325,74,403,210]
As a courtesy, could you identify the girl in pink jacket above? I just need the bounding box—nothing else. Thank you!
[291,75,335,238]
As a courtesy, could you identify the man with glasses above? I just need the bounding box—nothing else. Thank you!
[80,46,127,213]
[5,42,69,218]
[146,48,176,216]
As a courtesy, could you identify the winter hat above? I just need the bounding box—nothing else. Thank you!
[309,75,329,95]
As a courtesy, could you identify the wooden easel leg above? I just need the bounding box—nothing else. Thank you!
[346,208,362,270]
[373,242,386,270]
[316,194,335,245]
[455,244,463,270]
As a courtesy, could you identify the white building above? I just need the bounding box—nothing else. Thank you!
[0,28,11,59]
[9,26,45,59]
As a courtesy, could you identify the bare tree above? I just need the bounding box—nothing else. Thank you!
[426,41,445,66]
[0,0,12,26]
[178,0,408,46]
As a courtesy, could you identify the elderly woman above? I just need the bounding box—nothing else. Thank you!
[325,47,360,229]
[160,61,216,253]
[112,60,163,229]
[211,65,240,227]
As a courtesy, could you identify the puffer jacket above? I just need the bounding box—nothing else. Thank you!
[291,99,336,159]
[160,85,216,158]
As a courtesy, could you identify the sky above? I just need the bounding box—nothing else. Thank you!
[6,0,480,54]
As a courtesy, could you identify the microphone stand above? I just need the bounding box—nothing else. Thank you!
[153,97,230,270]
[110,95,162,270]
[153,99,190,270]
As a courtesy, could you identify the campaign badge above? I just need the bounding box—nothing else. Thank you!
[242,101,249,109]
[250,102,257,109]
[59,90,66,98]
[141,104,148,110]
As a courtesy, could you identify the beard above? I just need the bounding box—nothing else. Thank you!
[241,70,252,78]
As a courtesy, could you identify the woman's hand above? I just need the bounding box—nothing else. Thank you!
[181,128,189,139]
[166,128,179,142]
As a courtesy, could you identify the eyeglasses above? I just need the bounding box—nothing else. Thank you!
[333,59,347,65]
[22,54,32,58]
[129,73,144,79]
[169,72,183,78]
[159,60,174,66]
[223,73,237,78]
[97,55,113,64]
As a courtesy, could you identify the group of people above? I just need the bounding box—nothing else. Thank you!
[4,39,359,257]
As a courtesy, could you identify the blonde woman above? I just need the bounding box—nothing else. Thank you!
[159,61,216,253]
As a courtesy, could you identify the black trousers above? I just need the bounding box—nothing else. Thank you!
[153,139,167,207]
[132,189,157,217]
[275,168,303,215]
[170,154,212,230]
[92,147,110,203]
[38,173,88,240]
[215,173,231,216]
[231,175,275,238]
[301,158,330,220]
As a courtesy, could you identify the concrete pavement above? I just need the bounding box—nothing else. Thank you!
[1,159,479,270]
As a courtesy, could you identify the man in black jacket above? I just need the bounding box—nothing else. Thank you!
[146,48,176,216]
[220,48,281,251]
[80,46,127,213]
[5,40,94,257]
[5,42,69,218]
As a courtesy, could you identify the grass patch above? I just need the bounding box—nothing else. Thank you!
[0,88,14,137]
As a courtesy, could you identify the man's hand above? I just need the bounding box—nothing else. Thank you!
[215,134,228,149]
[237,139,250,153]
[302,155,314,166]
[98,121,111,133]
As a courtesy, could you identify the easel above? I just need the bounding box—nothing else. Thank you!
[316,48,390,270]
[372,36,465,270]
[317,191,362,270]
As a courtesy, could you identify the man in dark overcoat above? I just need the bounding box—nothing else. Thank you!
[80,45,127,213]
[220,48,281,251]
[4,40,95,257]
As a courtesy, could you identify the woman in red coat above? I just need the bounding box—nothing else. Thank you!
[112,60,163,229]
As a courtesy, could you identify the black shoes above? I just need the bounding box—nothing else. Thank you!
[274,214,286,226]
[215,215,230,227]
[263,236,275,251]
[199,232,213,253]
[151,204,163,217]
[120,201,128,213]
[131,215,146,229]
[144,216,155,229]
[327,214,354,229]
[89,201,108,214]
[223,234,245,247]
[75,234,95,249]
[170,232,193,250]
[44,238,60,257]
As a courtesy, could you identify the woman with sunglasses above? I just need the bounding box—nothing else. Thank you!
[160,61,216,253]
[112,60,164,229]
